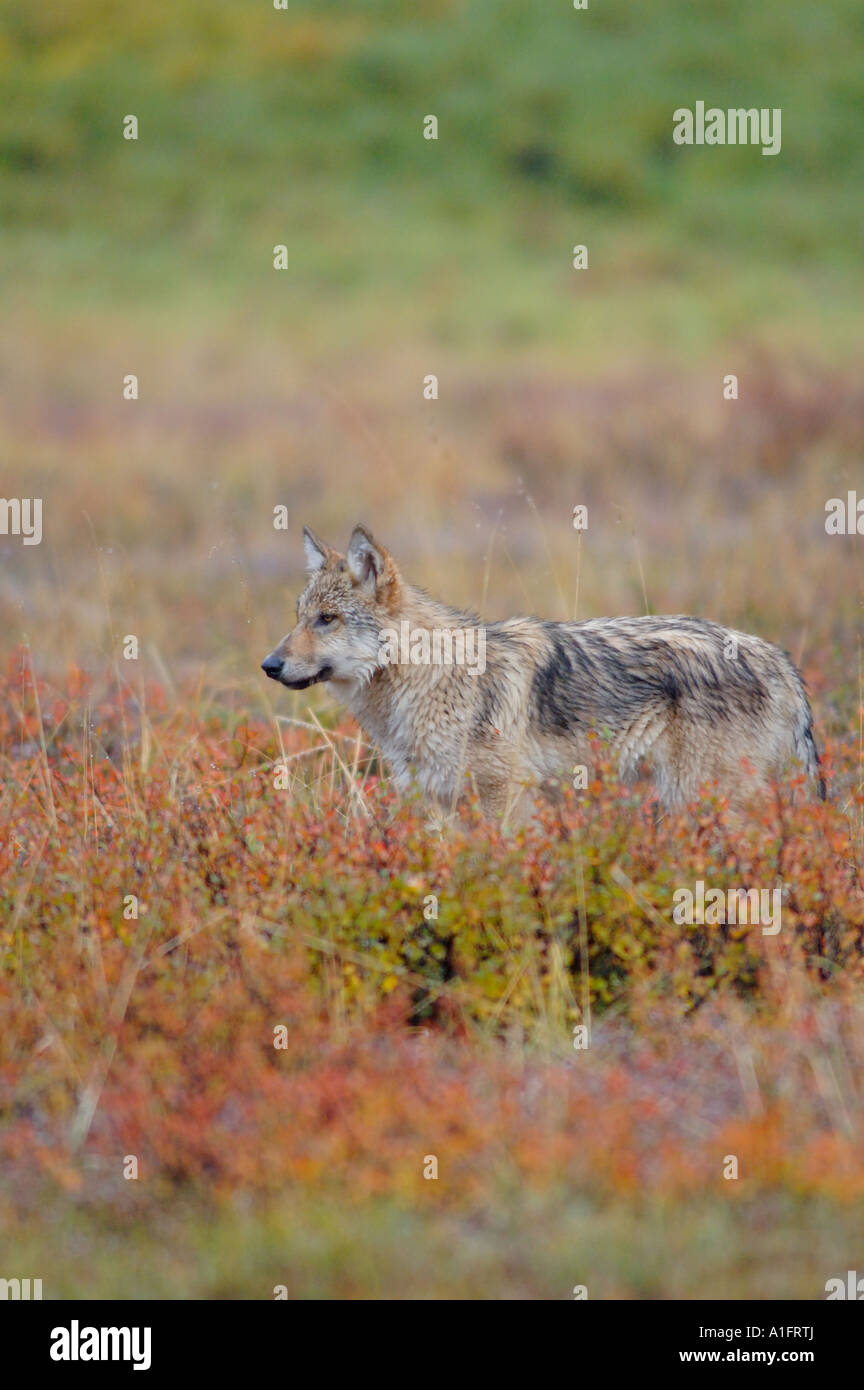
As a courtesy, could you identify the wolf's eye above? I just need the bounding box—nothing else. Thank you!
[317,613,338,626]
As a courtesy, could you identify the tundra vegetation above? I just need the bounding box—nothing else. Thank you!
[0,0,863,1297]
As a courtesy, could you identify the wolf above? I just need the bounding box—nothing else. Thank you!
[261,525,825,817]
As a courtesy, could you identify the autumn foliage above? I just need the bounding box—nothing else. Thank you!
[1,652,862,1243]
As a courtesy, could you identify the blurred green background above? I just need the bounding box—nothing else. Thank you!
[2,0,863,359]
[0,0,860,697]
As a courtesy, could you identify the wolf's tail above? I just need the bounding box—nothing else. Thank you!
[795,700,826,802]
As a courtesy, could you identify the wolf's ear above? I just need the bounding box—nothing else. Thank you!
[346,524,397,600]
[302,526,331,573]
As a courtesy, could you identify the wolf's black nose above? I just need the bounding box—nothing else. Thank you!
[261,655,283,679]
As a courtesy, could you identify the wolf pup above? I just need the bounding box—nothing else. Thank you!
[262,525,825,817]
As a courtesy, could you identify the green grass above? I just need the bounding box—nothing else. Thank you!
[1,0,863,356]
[5,1192,863,1299]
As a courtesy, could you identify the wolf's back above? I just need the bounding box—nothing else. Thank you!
[485,613,825,803]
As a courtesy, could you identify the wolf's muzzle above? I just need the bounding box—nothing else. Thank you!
[282,665,332,689]
[260,656,333,689]
[261,655,284,680]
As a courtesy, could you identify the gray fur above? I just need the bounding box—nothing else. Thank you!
[262,527,825,816]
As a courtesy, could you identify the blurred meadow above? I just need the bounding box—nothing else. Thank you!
[1,0,863,1297]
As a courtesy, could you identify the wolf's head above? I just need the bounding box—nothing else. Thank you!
[261,524,402,689]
